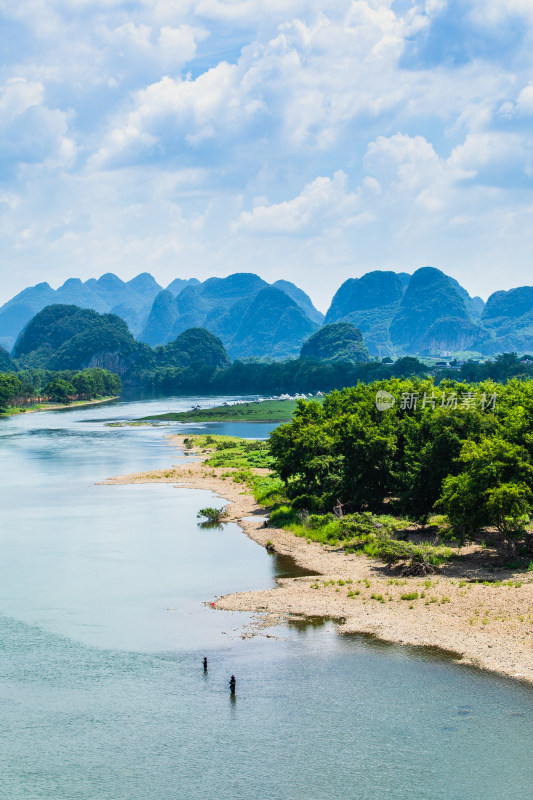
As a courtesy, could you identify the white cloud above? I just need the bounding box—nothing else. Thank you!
[516,84,533,116]
[449,132,529,177]
[112,22,153,50]
[0,78,44,126]
[158,25,203,64]
[0,78,76,167]
[86,0,521,174]
[105,20,207,69]
[2,0,533,310]
[236,171,359,233]
[89,3,415,166]
[468,0,533,25]
[91,58,267,166]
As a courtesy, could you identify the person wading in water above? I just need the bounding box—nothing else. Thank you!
[229,675,236,695]
[203,657,208,671]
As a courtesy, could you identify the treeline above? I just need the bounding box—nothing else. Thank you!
[137,352,533,395]
[436,352,533,383]
[137,356,425,394]
[0,368,121,412]
[269,378,533,558]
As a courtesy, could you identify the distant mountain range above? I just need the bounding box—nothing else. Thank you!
[0,272,322,361]
[3,267,533,359]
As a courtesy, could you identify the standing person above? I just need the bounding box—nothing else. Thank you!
[203,657,208,671]
[229,675,236,695]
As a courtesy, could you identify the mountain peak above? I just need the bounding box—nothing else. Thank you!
[97,273,124,289]
[127,273,161,294]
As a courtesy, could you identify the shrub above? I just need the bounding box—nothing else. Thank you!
[197,507,228,523]
[400,592,419,601]
[269,505,300,527]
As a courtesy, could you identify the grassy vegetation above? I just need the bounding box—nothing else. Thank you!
[1,396,118,416]
[182,433,281,501]
[183,433,454,575]
[267,507,453,575]
[185,433,274,468]
[138,398,303,423]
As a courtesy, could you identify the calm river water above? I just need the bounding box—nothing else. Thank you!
[1,396,533,800]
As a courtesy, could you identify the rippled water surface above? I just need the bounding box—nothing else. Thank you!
[2,396,533,800]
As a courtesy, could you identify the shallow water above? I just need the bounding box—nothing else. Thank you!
[2,396,533,799]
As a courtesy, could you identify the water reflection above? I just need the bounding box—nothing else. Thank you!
[197,520,227,531]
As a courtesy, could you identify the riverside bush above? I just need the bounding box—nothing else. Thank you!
[268,507,452,573]
[269,378,533,557]
[197,507,228,522]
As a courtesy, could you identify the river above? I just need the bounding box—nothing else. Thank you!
[1,396,533,800]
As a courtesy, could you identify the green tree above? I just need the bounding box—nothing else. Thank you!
[43,377,76,404]
[439,437,533,552]
[392,357,426,377]
[398,407,494,522]
[0,373,24,411]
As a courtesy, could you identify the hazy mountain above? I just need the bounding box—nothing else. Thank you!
[141,290,180,347]
[0,344,15,370]
[141,273,322,359]
[0,273,158,348]
[300,322,369,362]
[229,286,319,360]
[54,278,108,312]
[389,267,480,355]
[475,287,533,355]
[0,282,56,351]
[324,267,487,357]
[166,278,200,296]
[8,266,533,361]
[170,273,268,338]
[127,273,162,300]
[1,271,324,360]
[272,280,324,325]
[325,271,407,356]
[421,317,485,354]
[483,286,533,321]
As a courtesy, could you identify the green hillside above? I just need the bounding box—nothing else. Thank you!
[300,322,369,362]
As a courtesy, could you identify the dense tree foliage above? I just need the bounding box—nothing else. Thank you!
[14,304,151,374]
[0,373,24,411]
[154,328,230,369]
[135,353,533,395]
[300,322,369,363]
[435,352,533,383]
[43,377,77,403]
[0,367,121,410]
[269,378,533,553]
[14,305,231,381]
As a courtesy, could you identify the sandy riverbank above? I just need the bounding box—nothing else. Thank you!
[3,396,119,416]
[100,434,533,684]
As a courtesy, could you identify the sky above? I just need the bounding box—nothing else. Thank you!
[1,0,533,312]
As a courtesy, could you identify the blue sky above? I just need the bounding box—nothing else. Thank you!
[1,0,533,311]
